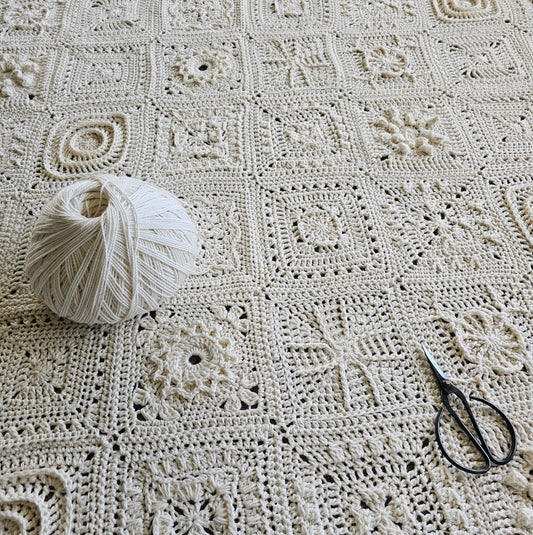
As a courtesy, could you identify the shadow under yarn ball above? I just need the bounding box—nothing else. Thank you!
[25,174,198,325]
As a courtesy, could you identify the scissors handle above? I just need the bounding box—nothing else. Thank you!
[435,386,517,474]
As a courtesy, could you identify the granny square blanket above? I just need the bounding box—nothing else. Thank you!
[1,0,533,533]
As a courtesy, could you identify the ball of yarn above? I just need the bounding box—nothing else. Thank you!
[25,174,198,325]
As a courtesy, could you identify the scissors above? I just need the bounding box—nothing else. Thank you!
[421,344,517,474]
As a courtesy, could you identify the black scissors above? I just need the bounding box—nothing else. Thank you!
[421,344,517,474]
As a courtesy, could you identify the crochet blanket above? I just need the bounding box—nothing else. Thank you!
[1,0,533,532]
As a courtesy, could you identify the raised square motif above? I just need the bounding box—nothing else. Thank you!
[252,34,339,91]
[163,0,236,31]
[280,423,447,533]
[0,47,54,107]
[161,38,248,96]
[428,31,528,92]
[335,34,440,95]
[249,0,332,30]
[40,103,146,181]
[0,0,67,40]
[253,94,359,172]
[122,290,275,426]
[154,101,246,174]
[393,276,533,404]
[432,0,499,22]
[372,172,520,277]
[116,432,284,533]
[0,308,114,438]
[338,0,421,31]
[65,0,156,36]
[256,178,388,285]
[357,95,474,173]
[459,94,533,166]
[272,289,417,417]
[51,43,152,100]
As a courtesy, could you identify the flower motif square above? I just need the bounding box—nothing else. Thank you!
[338,0,421,31]
[0,0,67,39]
[358,96,474,172]
[163,0,236,31]
[155,102,246,174]
[162,38,247,95]
[0,309,113,438]
[253,95,359,172]
[0,49,52,106]
[335,34,439,94]
[272,291,418,417]
[258,183,386,285]
[428,31,528,92]
[250,0,332,30]
[51,44,151,100]
[128,290,274,426]
[376,174,517,276]
[394,277,533,401]
[252,35,338,90]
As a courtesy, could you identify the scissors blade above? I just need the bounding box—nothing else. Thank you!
[421,344,449,382]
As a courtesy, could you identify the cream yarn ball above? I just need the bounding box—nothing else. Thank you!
[25,174,198,325]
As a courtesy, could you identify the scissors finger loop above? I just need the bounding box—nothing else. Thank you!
[435,406,492,474]
[468,395,517,465]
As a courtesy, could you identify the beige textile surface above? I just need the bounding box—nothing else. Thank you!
[1,0,533,532]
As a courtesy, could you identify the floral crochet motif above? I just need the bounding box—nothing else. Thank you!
[0,0,57,33]
[351,485,414,534]
[363,45,411,80]
[151,476,235,535]
[143,321,236,401]
[174,48,235,87]
[375,108,448,156]
[297,205,342,247]
[167,0,234,30]
[455,310,526,374]
[260,37,333,88]
[0,54,38,99]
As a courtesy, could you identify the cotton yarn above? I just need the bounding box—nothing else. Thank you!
[25,174,198,325]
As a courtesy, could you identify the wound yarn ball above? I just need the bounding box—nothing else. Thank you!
[25,174,198,325]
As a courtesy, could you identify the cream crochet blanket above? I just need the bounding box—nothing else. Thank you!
[1,0,533,533]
